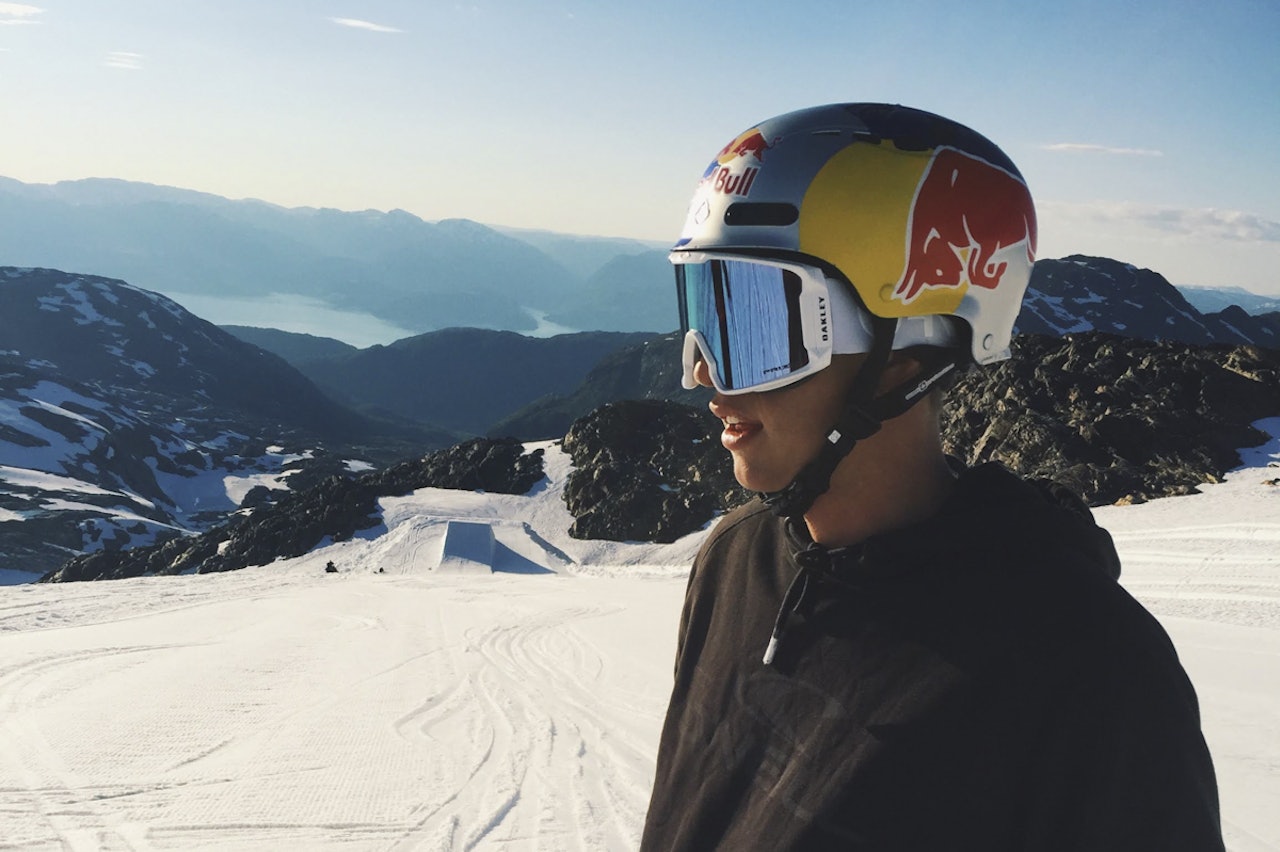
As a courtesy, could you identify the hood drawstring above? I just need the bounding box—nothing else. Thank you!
[763,543,831,665]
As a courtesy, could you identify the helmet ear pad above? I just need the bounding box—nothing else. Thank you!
[827,275,961,357]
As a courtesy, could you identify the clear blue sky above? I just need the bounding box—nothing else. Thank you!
[3,0,1278,293]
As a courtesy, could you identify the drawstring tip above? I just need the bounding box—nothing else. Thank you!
[762,635,780,666]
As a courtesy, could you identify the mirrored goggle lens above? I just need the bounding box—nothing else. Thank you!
[676,259,810,391]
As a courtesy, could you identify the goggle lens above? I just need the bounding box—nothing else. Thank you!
[676,258,812,392]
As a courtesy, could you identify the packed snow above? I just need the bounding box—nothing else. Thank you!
[1,423,1278,851]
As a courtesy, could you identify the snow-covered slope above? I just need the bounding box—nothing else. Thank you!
[0,267,422,575]
[1,427,1277,850]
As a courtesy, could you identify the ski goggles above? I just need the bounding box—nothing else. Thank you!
[673,252,841,395]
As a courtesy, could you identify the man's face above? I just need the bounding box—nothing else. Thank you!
[697,354,866,493]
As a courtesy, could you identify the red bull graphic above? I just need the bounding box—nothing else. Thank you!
[893,148,1037,303]
[700,127,777,198]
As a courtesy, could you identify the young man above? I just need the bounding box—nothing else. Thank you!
[640,104,1223,851]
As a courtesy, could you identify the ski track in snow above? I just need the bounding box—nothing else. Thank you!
[1,431,1278,850]
[0,563,683,851]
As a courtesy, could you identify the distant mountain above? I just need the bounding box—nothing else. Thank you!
[490,225,667,279]
[222,325,359,365]
[294,328,658,435]
[0,178,574,333]
[492,333,704,440]
[43,331,1280,582]
[1018,255,1279,348]
[0,267,454,575]
[545,250,679,334]
[499,256,1280,440]
[1177,284,1280,316]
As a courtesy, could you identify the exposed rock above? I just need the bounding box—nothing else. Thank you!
[44,438,545,582]
[555,333,1280,544]
[942,334,1280,505]
[561,400,743,543]
[40,333,1280,579]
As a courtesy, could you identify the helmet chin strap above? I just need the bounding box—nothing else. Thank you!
[760,317,960,521]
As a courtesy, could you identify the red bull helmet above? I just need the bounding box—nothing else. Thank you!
[673,102,1037,395]
[672,103,1037,519]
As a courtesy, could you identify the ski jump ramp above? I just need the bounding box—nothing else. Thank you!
[435,521,495,574]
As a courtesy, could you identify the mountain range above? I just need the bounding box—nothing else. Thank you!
[232,254,1275,443]
[1,174,1277,579]
[0,176,672,338]
[43,332,1280,583]
[6,176,1275,345]
[0,266,668,574]
[0,267,457,574]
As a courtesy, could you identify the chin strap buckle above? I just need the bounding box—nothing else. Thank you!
[762,404,882,520]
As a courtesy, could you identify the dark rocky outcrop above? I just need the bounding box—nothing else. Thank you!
[560,400,740,543]
[553,333,1280,543]
[44,438,545,582]
[942,333,1280,505]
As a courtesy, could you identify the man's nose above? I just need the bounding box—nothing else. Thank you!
[692,355,714,389]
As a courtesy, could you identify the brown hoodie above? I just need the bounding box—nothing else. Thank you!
[641,463,1221,852]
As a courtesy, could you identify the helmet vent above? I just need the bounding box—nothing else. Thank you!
[724,202,800,227]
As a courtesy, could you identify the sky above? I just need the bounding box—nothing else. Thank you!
[2,0,1279,294]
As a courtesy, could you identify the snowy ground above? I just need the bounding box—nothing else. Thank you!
[1,424,1277,851]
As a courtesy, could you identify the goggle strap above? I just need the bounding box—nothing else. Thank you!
[867,349,960,423]
[848,315,899,402]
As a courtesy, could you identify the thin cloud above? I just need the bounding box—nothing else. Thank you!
[1043,142,1164,157]
[104,51,143,70]
[1044,201,1280,243]
[0,3,42,25]
[330,17,404,33]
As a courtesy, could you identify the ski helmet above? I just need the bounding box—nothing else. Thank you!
[671,103,1037,517]
[673,102,1036,382]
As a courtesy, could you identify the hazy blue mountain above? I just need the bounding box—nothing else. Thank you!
[491,225,668,279]
[0,177,582,334]
[294,327,657,435]
[1176,284,1280,316]
[222,326,360,365]
[546,250,678,334]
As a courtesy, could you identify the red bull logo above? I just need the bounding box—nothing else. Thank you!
[893,147,1037,303]
[716,129,775,165]
[700,127,777,198]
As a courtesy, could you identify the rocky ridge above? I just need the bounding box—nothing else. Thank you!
[43,332,1280,580]
[46,438,544,582]
[1020,255,1279,347]
[0,267,447,573]
[498,256,1279,440]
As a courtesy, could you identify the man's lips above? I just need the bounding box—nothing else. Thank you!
[720,415,761,449]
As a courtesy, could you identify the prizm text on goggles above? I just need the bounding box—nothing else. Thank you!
[673,252,837,395]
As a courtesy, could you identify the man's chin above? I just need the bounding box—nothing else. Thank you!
[732,462,792,495]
